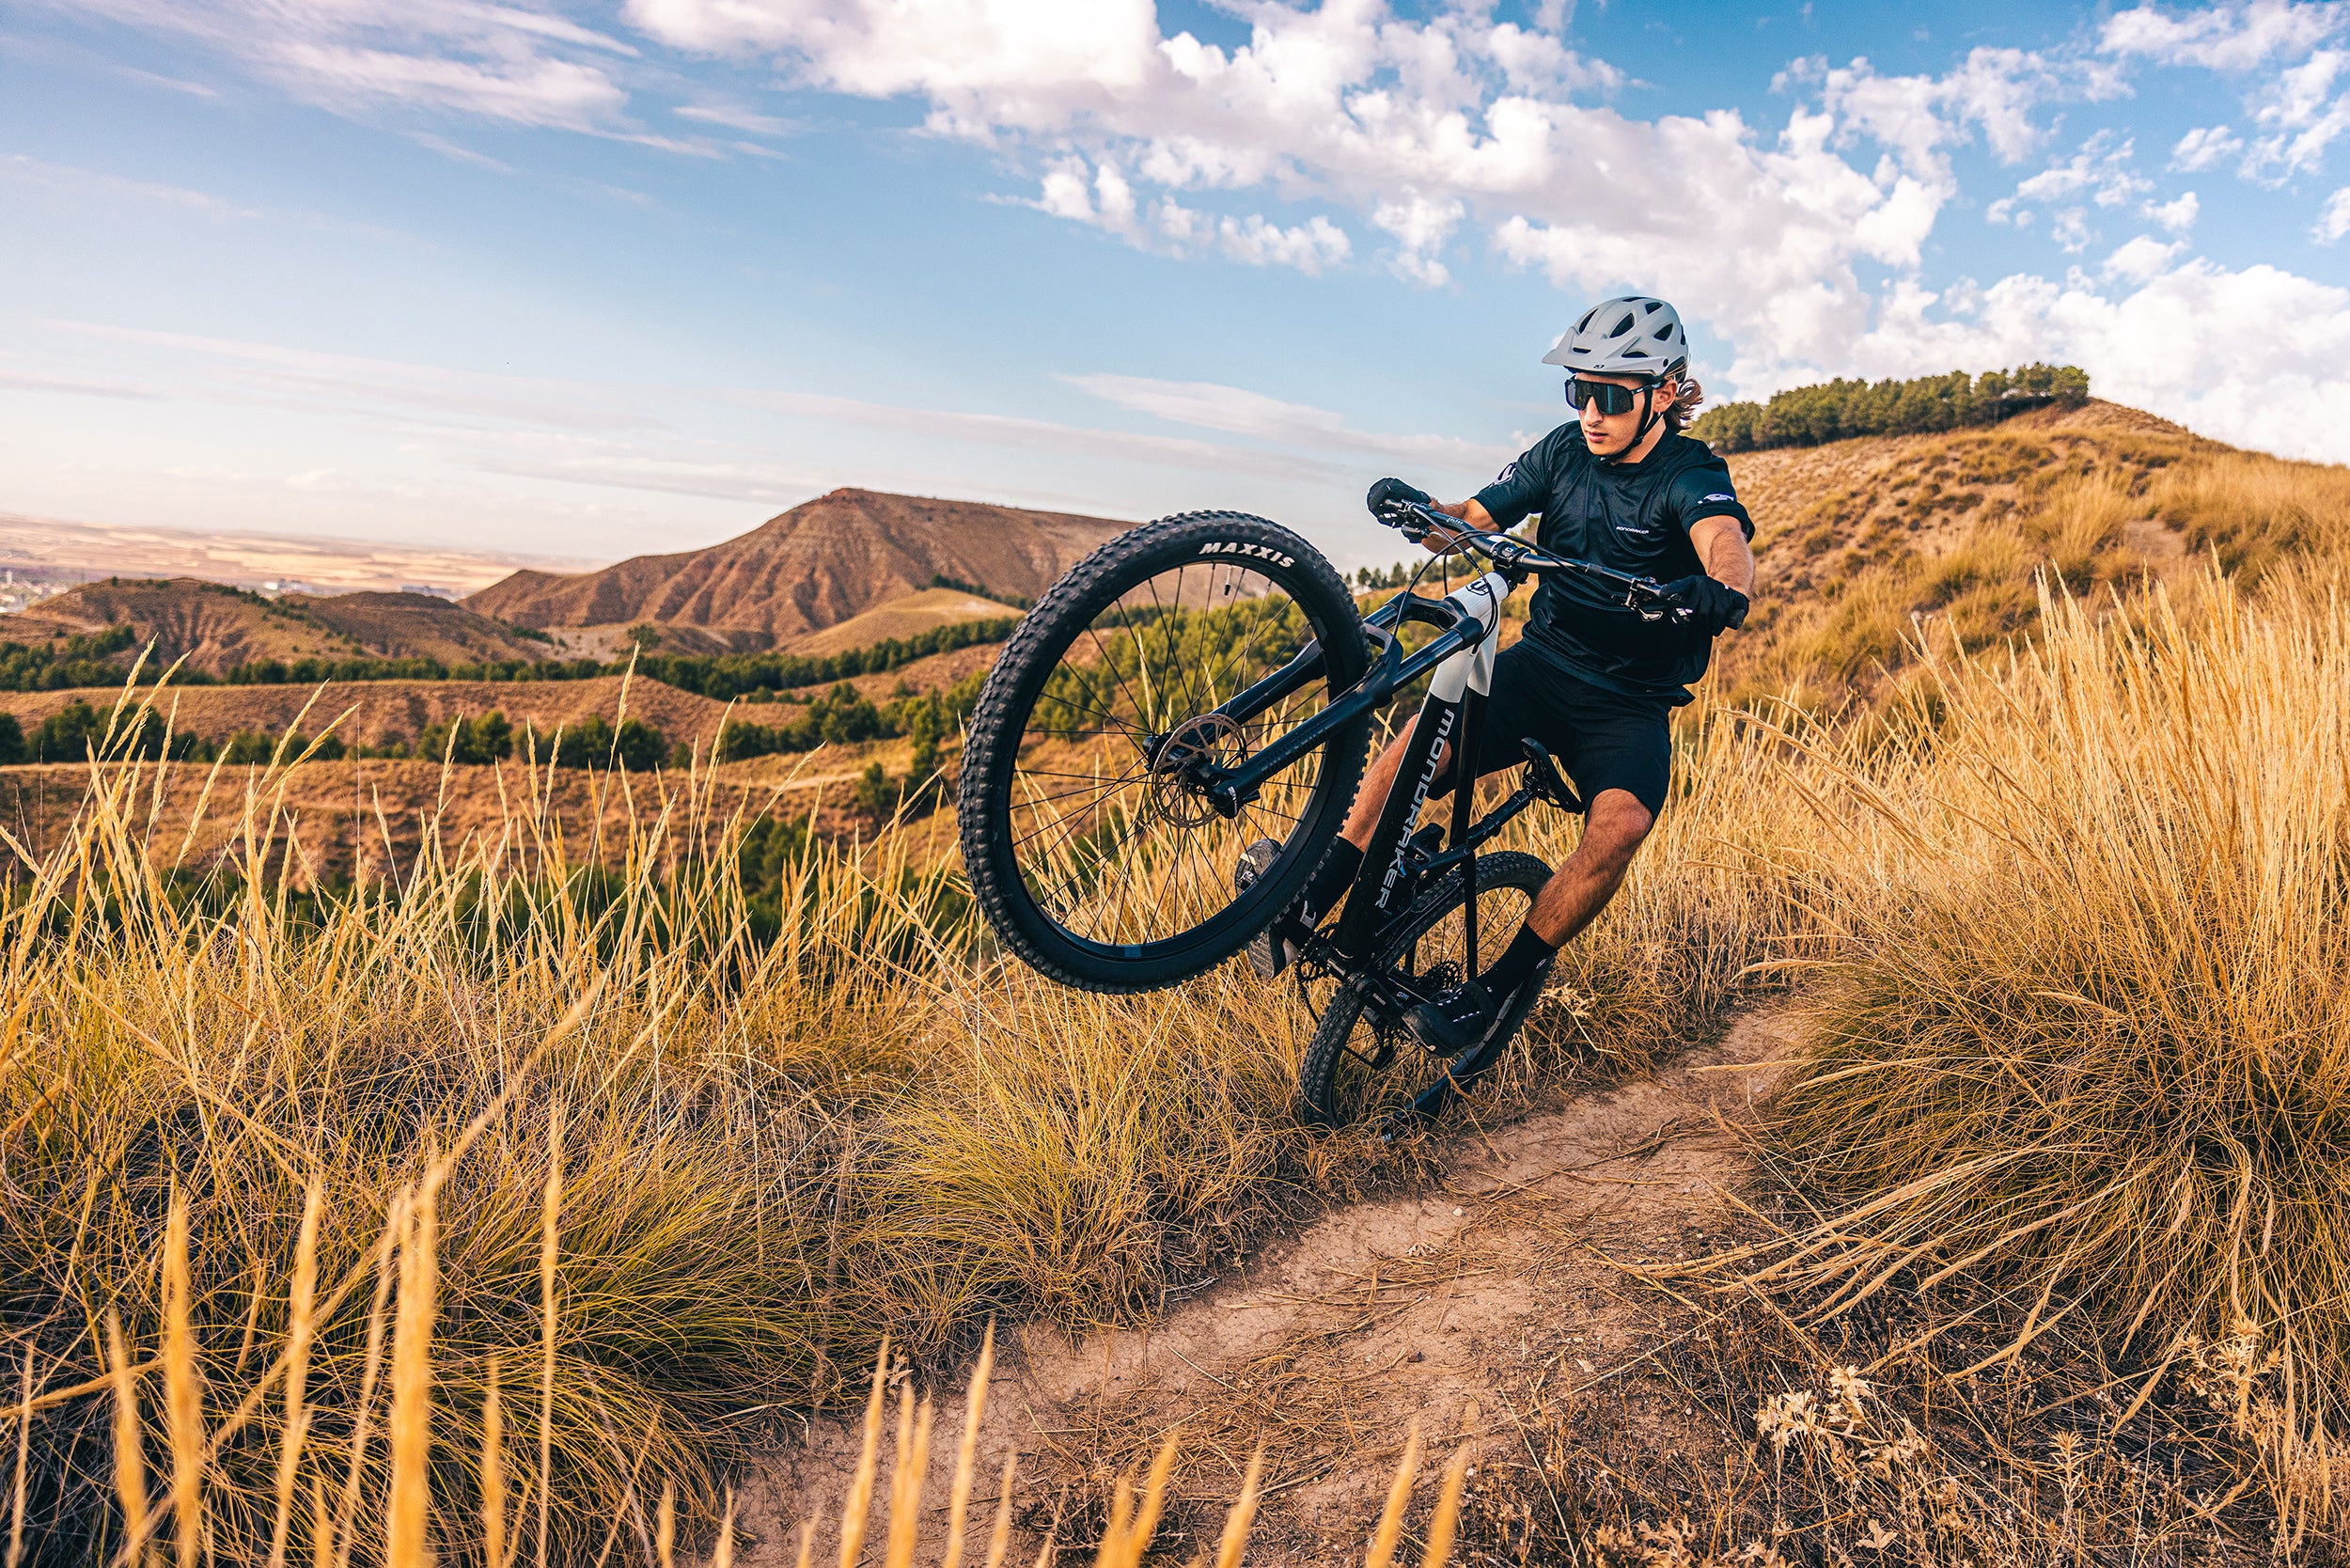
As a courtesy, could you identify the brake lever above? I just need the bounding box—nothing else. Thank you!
[1373,502,1432,542]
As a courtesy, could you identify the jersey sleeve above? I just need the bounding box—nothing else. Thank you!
[1667,453,1754,540]
[1471,427,1569,529]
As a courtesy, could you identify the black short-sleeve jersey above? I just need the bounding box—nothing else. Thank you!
[1472,425,1753,705]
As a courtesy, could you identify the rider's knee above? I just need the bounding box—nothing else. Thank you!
[1583,790,1654,861]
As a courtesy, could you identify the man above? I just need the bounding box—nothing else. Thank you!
[1247,295,1757,1093]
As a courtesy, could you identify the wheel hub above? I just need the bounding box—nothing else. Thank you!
[1146,713,1248,826]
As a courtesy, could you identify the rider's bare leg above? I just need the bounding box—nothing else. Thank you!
[1523,789,1652,943]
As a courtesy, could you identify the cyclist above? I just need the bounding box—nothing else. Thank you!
[1245,295,1756,1103]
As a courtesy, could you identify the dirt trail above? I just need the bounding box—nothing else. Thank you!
[728,1007,1802,1565]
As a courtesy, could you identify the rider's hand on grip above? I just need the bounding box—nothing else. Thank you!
[1366,477,1433,522]
[1661,574,1749,635]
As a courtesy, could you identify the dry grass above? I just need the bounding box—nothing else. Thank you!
[1744,573,2350,1533]
[4,419,2350,1556]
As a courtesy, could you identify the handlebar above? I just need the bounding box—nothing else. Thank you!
[1372,497,1692,626]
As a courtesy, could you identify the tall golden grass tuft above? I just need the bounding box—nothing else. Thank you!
[1762,574,2350,1518]
[385,1176,440,1568]
[161,1188,201,1568]
[105,1311,149,1568]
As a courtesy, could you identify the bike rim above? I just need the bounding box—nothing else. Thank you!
[997,555,1350,959]
[1313,870,1540,1125]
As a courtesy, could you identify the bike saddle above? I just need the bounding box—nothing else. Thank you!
[1519,739,1585,813]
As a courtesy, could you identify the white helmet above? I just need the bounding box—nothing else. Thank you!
[1543,295,1688,381]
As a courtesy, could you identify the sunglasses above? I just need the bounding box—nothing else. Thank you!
[1563,377,1656,416]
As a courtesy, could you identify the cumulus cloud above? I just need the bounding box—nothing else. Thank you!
[2102,0,2339,71]
[629,0,2110,385]
[2315,185,2350,239]
[1856,255,2350,461]
[1988,133,2155,249]
[2145,190,2201,232]
[2171,124,2248,169]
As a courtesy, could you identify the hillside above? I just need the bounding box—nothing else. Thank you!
[787,586,1012,655]
[0,674,730,754]
[464,487,1124,650]
[2,577,555,676]
[1706,398,2217,707]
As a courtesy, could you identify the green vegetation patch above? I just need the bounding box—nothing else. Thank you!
[1692,364,2090,453]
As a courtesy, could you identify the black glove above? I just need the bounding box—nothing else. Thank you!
[1365,477,1433,519]
[1661,574,1749,635]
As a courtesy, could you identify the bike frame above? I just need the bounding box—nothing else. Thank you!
[1174,508,1676,1017]
[1190,569,1531,1014]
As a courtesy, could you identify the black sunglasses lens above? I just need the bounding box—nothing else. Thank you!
[1565,379,1636,415]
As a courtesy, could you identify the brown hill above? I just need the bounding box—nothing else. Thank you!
[289,591,556,665]
[3,577,553,675]
[464,488,1123,650]
[0,676,730,753]
[788,587,1014,655]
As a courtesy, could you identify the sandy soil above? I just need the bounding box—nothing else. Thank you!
[728,1007,1799,1565]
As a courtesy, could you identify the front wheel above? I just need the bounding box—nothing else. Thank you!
[958,512,1371,993]
[1295,851,1554,1128]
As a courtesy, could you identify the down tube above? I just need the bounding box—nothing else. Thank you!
[1450,597,1499,980]
[1331,573,1506,960]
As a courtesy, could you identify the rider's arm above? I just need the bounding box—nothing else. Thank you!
[1689,513,1755,597]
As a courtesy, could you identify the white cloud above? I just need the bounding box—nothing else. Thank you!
[1372,194,1465,286]
[2146,190,2201,231]
[2102,0,2339,71]
[674,102,798,135]
[1211,212,1351,272]
[2104,235,2185,280]
[632,2,2108,386]
[2240,48,2350,176]
[2170,124,2247,169]
[2315,185,2350,239]
[45,0,643,132]
[1064,373,1515,468]
[1988,133,2152,235]
[1855,255,2350,462]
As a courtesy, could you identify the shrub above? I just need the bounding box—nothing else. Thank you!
[0,711,22,766]
[416,710,513,765]
[523,713,666,771]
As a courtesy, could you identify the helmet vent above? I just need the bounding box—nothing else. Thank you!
[1610,313,1636,337]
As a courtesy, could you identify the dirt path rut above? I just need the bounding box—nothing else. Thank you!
[730,1007,1802,1564]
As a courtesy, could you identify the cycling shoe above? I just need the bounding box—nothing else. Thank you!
[1402,979,1496,1057]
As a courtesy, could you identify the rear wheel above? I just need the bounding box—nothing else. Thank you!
[958,513,1371,993]
[1295,851,1553,1128]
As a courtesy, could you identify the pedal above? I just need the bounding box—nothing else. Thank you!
[1518,739,1586,813]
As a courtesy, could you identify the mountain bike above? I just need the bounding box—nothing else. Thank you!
[957,496,1693,1127]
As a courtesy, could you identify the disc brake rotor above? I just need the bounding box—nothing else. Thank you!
[1145,713,1248,827]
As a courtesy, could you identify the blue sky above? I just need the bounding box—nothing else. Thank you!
[6,0,2350,571]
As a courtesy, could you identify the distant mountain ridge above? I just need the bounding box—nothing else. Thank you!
[462,488,1130,651]
[2,577,554,675]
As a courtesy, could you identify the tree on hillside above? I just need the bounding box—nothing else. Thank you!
[1692,364,2091,453]
[416,710,513,765]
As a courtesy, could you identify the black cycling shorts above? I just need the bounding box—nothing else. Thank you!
[1434,642,1673,816]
